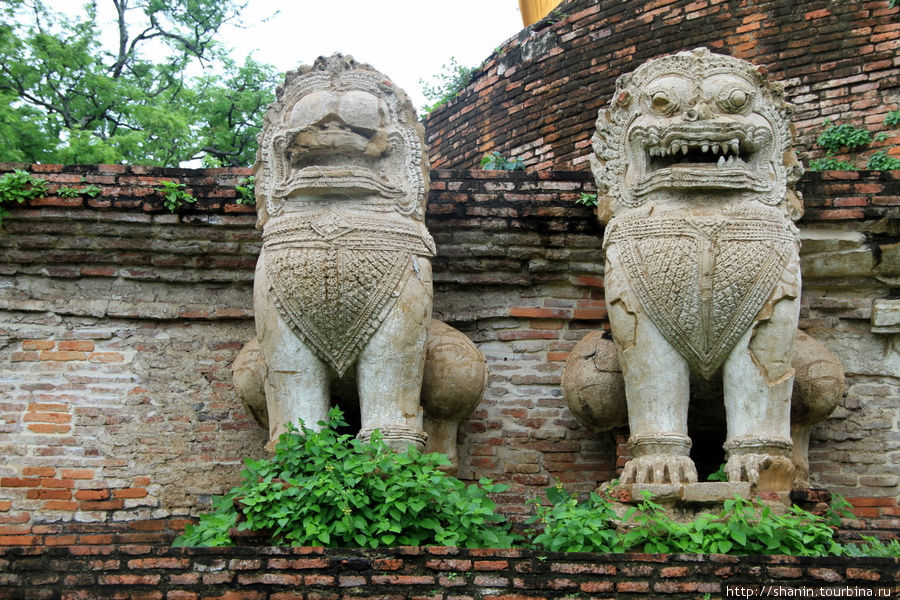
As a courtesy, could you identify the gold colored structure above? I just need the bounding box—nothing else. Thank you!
[518,0,564,27]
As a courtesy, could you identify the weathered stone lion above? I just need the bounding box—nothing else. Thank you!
[563,48,843,491]
[233,55,485,468]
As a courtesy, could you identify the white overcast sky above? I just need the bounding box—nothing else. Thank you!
[220,1,526,111]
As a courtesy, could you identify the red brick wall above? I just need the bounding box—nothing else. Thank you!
[0,163,897,545]
[0,546,896,599]
[422,0,900,171]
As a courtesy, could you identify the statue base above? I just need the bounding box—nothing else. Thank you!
[604,482,833,523]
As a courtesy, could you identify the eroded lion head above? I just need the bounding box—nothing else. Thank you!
[255,53,428,227]
[591,48,803,222]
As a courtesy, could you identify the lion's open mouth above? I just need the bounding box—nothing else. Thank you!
[274,166,403,198]
[271,127,403,199]
[629,123,771,196]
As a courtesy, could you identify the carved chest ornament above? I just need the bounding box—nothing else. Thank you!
[604,208,799,378]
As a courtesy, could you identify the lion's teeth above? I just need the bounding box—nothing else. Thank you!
[680,144,688,155]
[701,143,709,153]
[730,140,740,155]
[717,155,726,168]
[712,143,720,154]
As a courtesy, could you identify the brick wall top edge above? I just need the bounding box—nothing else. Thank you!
[1,545,898,567]
[0,163,895,223]
[4,161,897,184]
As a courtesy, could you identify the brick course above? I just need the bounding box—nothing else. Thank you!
[0,163,897,544]
[423,0,900,172]
[0,546,896,599]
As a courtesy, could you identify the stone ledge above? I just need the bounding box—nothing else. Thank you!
[871,299,900,333]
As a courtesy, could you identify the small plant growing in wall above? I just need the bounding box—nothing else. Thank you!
[815,120,872,154]
[480,151,525,171]
[808,113,900,171]
[57,180,102,198]
[419,57,478,115]
[0,169,48,225]
[155,180,197,212]
[174,407,518,548]
[234,175,255,206]
[866,150,900,171]
[575,192,598,207]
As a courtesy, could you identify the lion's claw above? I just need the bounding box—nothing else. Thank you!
[621,454,698,484]
[725,453,794,490]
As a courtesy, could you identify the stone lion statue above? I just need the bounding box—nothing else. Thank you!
[563,48,843,491]
[232,54,485,468]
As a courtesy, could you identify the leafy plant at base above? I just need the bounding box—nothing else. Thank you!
[866,150,900,171]
[530,486,849,556]
[816,120,873,154]
[480,151,525,171]
[528,484,624,553]
[706,463,727,481]
[235,175,256,205]
[155,181,196,212]
[844,536,900,557]
[622,494,845,556]
[173,407,518,548]
[419,57,477,114]
[886,110,900,127]
[0,169,48,225]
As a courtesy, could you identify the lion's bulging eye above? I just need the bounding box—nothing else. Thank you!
[651,91,671,112]
[717,87,752,113]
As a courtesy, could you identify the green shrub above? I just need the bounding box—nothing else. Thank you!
[529,485,624,553]
[529,486,848,556]
[844,536,900,557]
[174,408,518,548]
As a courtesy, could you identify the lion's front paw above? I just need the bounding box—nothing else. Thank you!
[725,453,794,491]
[621,455,698,484]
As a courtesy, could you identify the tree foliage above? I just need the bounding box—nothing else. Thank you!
[0,0,278,166]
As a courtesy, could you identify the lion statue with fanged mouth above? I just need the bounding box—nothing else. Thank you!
[563,48,843,491]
